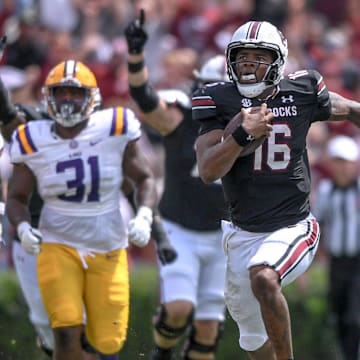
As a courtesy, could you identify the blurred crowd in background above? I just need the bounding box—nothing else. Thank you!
[0,0,359,267]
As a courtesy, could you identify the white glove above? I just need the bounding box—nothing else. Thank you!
[17,221,42,255]
[128,206,153,248]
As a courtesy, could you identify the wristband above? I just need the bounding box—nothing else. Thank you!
[128,60,145,73]
[231,125,255,147]
[129,82,159,113]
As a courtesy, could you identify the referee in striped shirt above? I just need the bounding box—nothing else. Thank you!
[313,135,360,360]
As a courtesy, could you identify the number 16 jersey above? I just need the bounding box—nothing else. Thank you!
[193,69,332,232]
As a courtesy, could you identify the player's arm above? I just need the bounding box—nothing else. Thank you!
[0,74,26,141]
[195,104,273,184]
[121,177,177,264]
[123,140,157,210]
[0,36,26,141]
[328,91,360,126]
[123,139,158,248]
[196,129,242,184]
[6,163,42,255]
[6,163,34,227]
[125,9,182,136]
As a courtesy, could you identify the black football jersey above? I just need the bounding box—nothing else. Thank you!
[159,108,228,231]
[192,70,331,232]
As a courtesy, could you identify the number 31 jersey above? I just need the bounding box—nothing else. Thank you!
[9,106,141,252]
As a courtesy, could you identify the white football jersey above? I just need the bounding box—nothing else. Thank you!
[10,106,141,252]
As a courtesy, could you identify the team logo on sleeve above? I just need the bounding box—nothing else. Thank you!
[241,99,252,107]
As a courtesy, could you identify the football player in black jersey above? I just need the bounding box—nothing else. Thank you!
[125,10,228,360]
[192,20,360,360]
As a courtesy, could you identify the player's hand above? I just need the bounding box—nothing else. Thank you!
[156,244,177,265]
[241,103,274,138]
[128,206,153,247]
[124,9,148,54]
[17,222,42,255]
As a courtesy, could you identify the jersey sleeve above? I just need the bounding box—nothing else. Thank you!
[192,86,224,135]
[9,123,37,164]
[309,69,331,122]
[124,107,141,140]
[109,107,141,141]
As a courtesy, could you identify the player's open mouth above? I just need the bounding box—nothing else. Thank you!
[240,73,256,82]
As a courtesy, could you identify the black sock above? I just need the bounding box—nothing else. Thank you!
[150,345,174,360]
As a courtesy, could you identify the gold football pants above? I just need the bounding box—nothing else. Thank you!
[37,243,129,354]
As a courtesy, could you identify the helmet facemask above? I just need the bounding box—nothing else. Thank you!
[226,21,288,98]
[46,85,94,127]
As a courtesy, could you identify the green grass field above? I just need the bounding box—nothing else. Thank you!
[0,261,340,359]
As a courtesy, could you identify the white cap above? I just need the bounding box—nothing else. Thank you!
[0,65,26,90]
[193,55,229,83]
[327,135,360,161]
[158,89,191,110]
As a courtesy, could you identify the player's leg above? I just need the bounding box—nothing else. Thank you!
[12,240,55,355]
[37,243,86,359]
[151,302,194,359]
[222,219,278,360]
[181,320,223,360]
[181,229,225,360]
[151,220,199,359]
[248,215,320,360]
[249,264,293,359]
[85,248,129,358]
[246,340,275,360]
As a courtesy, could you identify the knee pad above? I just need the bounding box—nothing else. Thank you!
[154,304,194,340]
[92,337,125,355]
[182,322,224,359]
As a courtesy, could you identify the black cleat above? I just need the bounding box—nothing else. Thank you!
[150,345,175,360]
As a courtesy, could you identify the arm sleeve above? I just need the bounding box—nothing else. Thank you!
[192,87,224,135]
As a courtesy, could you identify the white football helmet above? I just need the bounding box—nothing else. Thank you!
[193,55,229,83]
[226,21,288,98]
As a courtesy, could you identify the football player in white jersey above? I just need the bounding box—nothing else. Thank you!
[6,60,158,360]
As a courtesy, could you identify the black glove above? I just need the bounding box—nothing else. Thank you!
[124,9,148,54]
[156,243,178,265]
[151,212,177,265]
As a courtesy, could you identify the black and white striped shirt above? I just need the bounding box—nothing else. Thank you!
[313,178,360,256]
